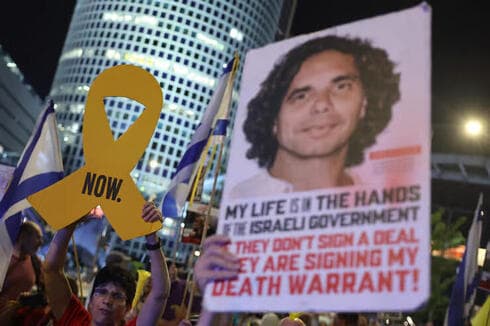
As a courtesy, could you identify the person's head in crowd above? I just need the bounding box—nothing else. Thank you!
[244,35,400,180]
[239,313,261,326]
[178,269,188,281]
[16,220,43,258]
[105,250,131,269]
[261,312,280,326]
[88,265,136,325]
[166,260,180,281]
[298,313,314,325]
[278,317,306,326]
[333,313,360,326]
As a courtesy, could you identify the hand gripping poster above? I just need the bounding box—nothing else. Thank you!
[205,4,431,312]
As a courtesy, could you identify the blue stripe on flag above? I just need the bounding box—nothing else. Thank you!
[0,172,63,217]
[173,138,209,177]
[161,192,178,218]
[212,119,229,136]
[213,119,228,136]
[222,58,234,75]
[447,253,466,326]
[466,272,480,301]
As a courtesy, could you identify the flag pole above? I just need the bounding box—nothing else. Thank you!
[185,53,239,320]
[203,51,239,232]
[71,235,84,298]
[202,142,224,240]
[188,137,216,206]
[180,250,195,318]
[198,51,239,249]
[185,279,196,319]
[188,52,237,208]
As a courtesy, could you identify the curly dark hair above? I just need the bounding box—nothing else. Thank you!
[243,35,400,168]
[91,265,136,306]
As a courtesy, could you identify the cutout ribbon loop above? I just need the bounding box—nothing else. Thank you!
[29,65,164,240]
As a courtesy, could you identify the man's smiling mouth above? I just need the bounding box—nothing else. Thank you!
[302,122,339,137]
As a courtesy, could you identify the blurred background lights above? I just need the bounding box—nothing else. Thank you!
[463,118,483,137]
[149,159,159,169]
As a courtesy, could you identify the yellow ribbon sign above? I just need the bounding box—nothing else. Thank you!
[28,65,163,240]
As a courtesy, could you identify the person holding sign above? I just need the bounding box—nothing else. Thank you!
[42,201,170,326]
[193,235,308,326]
[192,235,239,326]
[0,221,43,309]
[231,35,400,197]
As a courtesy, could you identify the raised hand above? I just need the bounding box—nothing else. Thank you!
[193,235,240,292]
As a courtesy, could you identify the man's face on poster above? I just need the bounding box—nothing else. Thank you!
[273,50,367,161]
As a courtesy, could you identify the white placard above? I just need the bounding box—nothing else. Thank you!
[206,4,431,312]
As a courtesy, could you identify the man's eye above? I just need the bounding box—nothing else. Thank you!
[290,92,308,102]
[334,81,352,92]
[113,293,125,300]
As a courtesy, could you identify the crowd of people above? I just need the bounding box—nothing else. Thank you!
[0,202,373,326]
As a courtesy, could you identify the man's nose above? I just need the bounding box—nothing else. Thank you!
[311,91,332,114]
[102,295,114,306]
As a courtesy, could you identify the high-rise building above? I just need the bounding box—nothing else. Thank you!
[51,0,290,195]
[0,45,43,165]
[49,0,294,263]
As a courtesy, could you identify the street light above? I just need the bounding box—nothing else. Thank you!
[463,118,484,138]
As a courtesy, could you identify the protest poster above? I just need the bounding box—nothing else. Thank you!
[28,65,163,240]
[205,4,431,312]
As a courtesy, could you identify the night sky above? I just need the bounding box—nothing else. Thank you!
[0,0,76,96]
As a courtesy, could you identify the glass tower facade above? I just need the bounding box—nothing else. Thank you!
[0,46,43,165]
[50,0,285,200]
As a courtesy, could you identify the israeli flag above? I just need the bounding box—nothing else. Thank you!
[0,101,64,289]
[445,193,484,326]
[161,57,236,218]
[211,55,238,141]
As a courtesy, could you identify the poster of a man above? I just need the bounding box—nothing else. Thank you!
[210,5,430,313]
[230,35,400,198]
